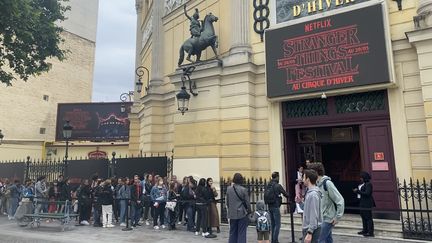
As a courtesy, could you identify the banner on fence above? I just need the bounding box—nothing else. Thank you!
[114,157,168,178]
[67,159,109,184]
[0,162,25,181]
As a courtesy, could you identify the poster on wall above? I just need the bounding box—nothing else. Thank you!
[56,102,132,141]
[266,3,392,98]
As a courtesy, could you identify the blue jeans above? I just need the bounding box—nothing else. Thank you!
[119,200,127,224]
[318,222,334,243]
[186,204,195,231]
[131,202,142,225]
[93,204,101,225]
[228,216,248,243]
[269,207,281,243]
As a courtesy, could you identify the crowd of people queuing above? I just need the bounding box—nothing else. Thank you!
[226,162,375,243]
[0,163,376,243]
[0,173,221,238]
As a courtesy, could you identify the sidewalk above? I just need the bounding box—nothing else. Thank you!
[0,216,424,243]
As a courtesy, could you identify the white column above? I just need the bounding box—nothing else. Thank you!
[134,0,143,101]
[229,0,251,54]
[150,0,164,86]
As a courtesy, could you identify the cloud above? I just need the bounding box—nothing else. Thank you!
[92,0,136,102]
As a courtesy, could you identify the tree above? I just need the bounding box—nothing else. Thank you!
[0,0,70,85]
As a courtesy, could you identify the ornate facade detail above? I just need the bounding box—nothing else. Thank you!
[165,0,187,15]
[335,91,385,114]
[142,14,153,48]
[284,99,328,118]
[253,0,270,42]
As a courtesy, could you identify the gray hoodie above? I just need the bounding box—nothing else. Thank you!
[302,186,322,234]
[250,200,271,228]
[316,176,345,223]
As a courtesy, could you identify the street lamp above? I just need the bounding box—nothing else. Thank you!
[120,91,133,113]
[176,66,198,115]
[0,130,4,145]
[62,121,73,175]
[135,66,149,94]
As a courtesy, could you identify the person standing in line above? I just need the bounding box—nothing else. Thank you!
[151,177,168,230]
[226,173,251,243]
[206,177,221,234]
[302,169,322,243]
[143,174,153,226]
[264,172,290,243]
[167,182,178,230]
[353,171,375,237]
[307,162,345,243]
[117,178,128,227]
[130,177,143,227]
[77,179,92,225]
[177,176,188,225]
[100,179,114,228]
[35,176,48,214]
[250,200,271,243]
[8,179,22,220]
[195,178,211,237]
[92,179,103,227]
[0,179,10,216]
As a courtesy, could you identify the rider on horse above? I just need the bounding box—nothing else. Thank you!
[184,5,202,39]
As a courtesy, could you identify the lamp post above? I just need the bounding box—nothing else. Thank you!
[135,66,149,94]
[120,91,133,113]
[62,121,73,176]
[176,66,197,115]
[0,129,4,145]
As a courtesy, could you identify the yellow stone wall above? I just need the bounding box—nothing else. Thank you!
[135,0,432,180]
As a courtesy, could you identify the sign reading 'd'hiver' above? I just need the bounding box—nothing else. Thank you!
[266,4,390,98]
[276,0,370,23]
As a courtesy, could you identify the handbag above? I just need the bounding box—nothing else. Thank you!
[233,185,251,215]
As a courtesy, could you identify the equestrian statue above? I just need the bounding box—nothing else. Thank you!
[178,5,219,66]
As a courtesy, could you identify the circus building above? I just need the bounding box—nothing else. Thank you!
[131,0,432,216]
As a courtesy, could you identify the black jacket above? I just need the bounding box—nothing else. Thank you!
[78,185,92,205]
[99,185,114,205]
[195,185,211,204]
[358,182,376,208]
[268,179,290,208]
[59,183,72,201]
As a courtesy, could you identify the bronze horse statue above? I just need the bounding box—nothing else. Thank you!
[178,13,218,66]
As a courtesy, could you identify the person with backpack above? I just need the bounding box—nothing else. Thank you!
[302,169,322,243]
[250,200,271,243]
[264,171,290,243]
[308,163,345,243]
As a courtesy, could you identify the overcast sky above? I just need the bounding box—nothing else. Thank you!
[92,0,136,102]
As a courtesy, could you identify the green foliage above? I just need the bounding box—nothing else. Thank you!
[0,0,70,85]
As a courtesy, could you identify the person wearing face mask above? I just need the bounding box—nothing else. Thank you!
[151,177,167,230]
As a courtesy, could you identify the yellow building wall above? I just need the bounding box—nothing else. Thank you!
[135,0,431,180]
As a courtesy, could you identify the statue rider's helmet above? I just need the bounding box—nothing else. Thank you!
[193,8,199,20]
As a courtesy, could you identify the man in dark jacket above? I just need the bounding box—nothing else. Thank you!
[266,172,290,243]
[354,171,375,237]
[100,180,114,227]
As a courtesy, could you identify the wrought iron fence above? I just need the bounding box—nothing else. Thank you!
[399,178,432,240]
[0,152,172,183]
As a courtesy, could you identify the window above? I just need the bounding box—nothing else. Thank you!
[43,95,49,101]
[39,128,46,134]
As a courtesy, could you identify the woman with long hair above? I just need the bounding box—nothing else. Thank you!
[206,177,220,233]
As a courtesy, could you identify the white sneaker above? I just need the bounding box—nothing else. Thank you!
[177,221,182,225]
[161,225,166,229]
[120,223,126,227]
[145,220,150,226]
[154,226,160,230]
[80,220,90,226]
[202,232,210,237]
[107,224,115,228]
[195,231,199,236]
[102,225,107,228]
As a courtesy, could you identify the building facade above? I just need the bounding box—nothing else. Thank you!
[132,0,432,211]
[0,0,100,161]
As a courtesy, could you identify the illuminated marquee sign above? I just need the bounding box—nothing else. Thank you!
[266,3,391,98]
[276,0,370,23]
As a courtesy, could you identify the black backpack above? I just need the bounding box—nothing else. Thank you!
[264,182,277,205]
